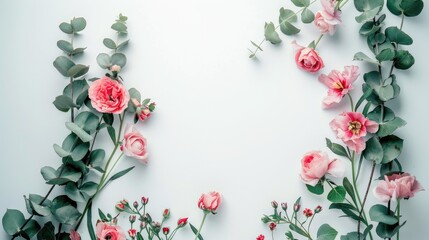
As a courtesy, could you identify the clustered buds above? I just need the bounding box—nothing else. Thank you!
[133,201,139,209]
[129,215,136,223]
[256,234,265,240]
[281,202,287,211]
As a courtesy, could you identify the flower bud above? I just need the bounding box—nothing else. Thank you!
[315,205,322,213]
[120,199,129,206]
[303,208,313,218]
[132,98,142,107]
[140,221,147,229]
[293,203,301,212]
[133,201,139,209]
[111,65,122,73]
[141,196,149,205]
[129,215,136,223]
[269,222,277,231]
[128,229,137,238]
[177,217,188,227]
[281,202,287,211]
[271,201,278,209]
[256,234,265,240]
[163,208,170,218]
[163,227,170,235]
[115,203,125,212]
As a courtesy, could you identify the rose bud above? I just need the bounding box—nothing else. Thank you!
[138,107,151,121]
[271,201,278,209]
[111,65,122,73]
[198,191,222,213]
[128,228,137,238]
[115,203,125,212]
[120,199,129,205]
[163,208,170,218]
[129,215,136,223]
[269,222,277,231]
[293,203,301,212]
[141,196,149,205]
[281,202,287,211]
[315,205,322,213]
[163,227,170,235]
[140,221,147,229]
[132,98,142,107]
[303,208,313,217]
[133,201,139,209]
[148,102,156,112]
[177,217,188,227]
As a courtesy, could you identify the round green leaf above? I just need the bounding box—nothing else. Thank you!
[363,137,383,164]
[369,204,398,224]
[111,53,127,67]
[57,40,73,53]
[96,53,111,69]
[301,8,315,24]
[394,50,415,69]
[59,22,73,34]
[327,186,346,203]
[53,56,75,77]
[264,22,282,44]
[317,224,338,240]
[103,38,117,49]
[2,209,25,235]
[71,17,87,32]
[71,142,89,161]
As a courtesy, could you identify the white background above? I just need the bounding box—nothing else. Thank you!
[1,0,428,239]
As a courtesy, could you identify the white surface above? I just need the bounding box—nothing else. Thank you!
[0,0,428,239]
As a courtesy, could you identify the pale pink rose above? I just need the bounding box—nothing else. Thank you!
[292,41,324,73]
[198,191,222,212]
[320,0,342,24]
[96,221,126,240]
[314,11,336,35]
[69,230,81,240]
[121,124,148,163]
[88,76,130,114]
[319,66,359,108]
[330,112,378,153]
[300,151,344,186]
[374,173,424,202]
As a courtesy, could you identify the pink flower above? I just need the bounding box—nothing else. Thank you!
[320,0,342,23]
[256,234,265,240]
[96,222,126,240]
[303,208,313,217]
[198,191,222,213]
[319,66,359,108]
[314,12,335,35]
[292,41,324,73]
[138,107,151,121]
[121,124,148,163]
[330,112,379,153]
[88,76,130,114]
[269,222,277,231]
[374,173,424,202]
[70,230,81,240]
[300,151,344,186]
[128,229,137,238]
[177,217,188,227]
[163,227,170,235]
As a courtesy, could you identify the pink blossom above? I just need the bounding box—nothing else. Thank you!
[256,234,265,240]
[374,173,424,202]
[198,191,222,213]
[69,230,81,240]
[121,124,148,163]
[330,112,378,153]
[292,41,325,73]
[138,107,151,121]
[300,151,344,186]
[88,76,130,114]
[128,229,137,238]
[177,217,188,227]
[314,12,336,35]
[320,0,342,23]
[319,66,359,108]
[96,221,126,240]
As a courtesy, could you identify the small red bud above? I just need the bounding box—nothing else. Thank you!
[133,201,139,208]
[163,227,170,235]
[315,205,322,213]
[269,222,277,231]
[294,203,301,212]
[129,215,136,223]
[128,229,137,238]
[281,202,287,211]
[177,217,188,227]
[163,208,170,218]
[115,203,125,212]
[141,196,149,205]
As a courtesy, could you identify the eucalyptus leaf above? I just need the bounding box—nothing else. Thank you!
[363,137,383,164]
[65,122,93,142]
[377,117,406,137]
[2,209,25,235]
[41,166,57,182]
[306,182,324,195]
[111,22,127,33]
[354,0,384,12]
[369,204,398,224]
[264,22,282,44]
[394,50,414,69]
[291,0,310,7]
[317,224,338,240]
[280,21,300,36]
[327,186,346,203]
[353,52,380,65]
[53,95,78,112]
[117,40,129,50]
[67,64,89,78]
[71,17,87,32]
[57,40,73,54]
[326,138,349,158]
[59,22,73,34]
[96,53,111,69]
[301,8,315,24]
[103,38,117,49]
[53,144,70,158]
[71,142,89,161]
[37,222,55,240]
[65,182,86,202]
[355,6,381,23]
[111,53,127,67]
[376,48,396,62]
[53,56,75,77]
[380,135,403,163]
[385,27,413,45]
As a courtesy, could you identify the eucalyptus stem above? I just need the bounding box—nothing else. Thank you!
[357,162,376,237]
[57,223,62,240]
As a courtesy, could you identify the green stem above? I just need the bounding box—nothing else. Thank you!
[357,162,376,237]
[313,34,324,49]
[99,152,124,188]
[347,93,354,112]
[194,212,208,240]
[56,223,62,240]
[397,200,401,240]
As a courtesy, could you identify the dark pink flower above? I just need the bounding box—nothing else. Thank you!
[177,217,188,227]
[96,222,126,240]
[319,66,359,108]
[256,234,265,240]
[330,112,379,153]
[88,76,130,114]
[303,208,313,217]
[292,41,324,73]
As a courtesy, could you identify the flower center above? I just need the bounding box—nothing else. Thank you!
[348,121,362,134]
[333,81,344,89]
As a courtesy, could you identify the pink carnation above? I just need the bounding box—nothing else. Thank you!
[319,66,359,108]
[121,124,148,163]
[329,112,379,153]
[96,222,126,240]
[69,230,81,240]
[88,76,130,114]
[292,41,324,73]
[374,173,424,202]
[300,151,344,186]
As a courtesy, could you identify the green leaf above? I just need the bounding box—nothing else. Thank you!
[377,85,395,101]
[47,166,82,185]
[53,95,78,112]
[57,40,73,54]
[103,38,117,49]
[190,223,204,240]
[53,144,71,157]
[317,224,338,240]
[87,202,97,240]
[401,0,424,17]
[289,223,308,237]
[343,178,357,204]
[65,122,93,142]
[385,27,413,45]
[22,219,40,239]
[111,53,127,67]
[108,166,135,182]
[65,182,85,202]
[63,79,89,108]
[376,48,396,62]
[326,138,349,158]
[355,88,373,110]
[53,56,75,77]
[329,203,357,212]
[368,105,395,123]
[117,40,129,50]
[306,182,324,195]
[71,17,87,32]
[96,53,111,69]
[264,22,282,44]
[103,113,114,125]
[363,137,383,164]
[71,47,86,56]
[107,126,116,144]
[98,209,108,221]
[51,196,81,225]
[67,64,89,78]
[37,222,55,240]
[90,149,106,168]
[291,0,310,7]
[71,142,89,161]
[59,22,73,34]
[80,182,98,197]
[301,8,315,24]
[280,21,300,35]
[2,209,25,235]
[377,117,407,137]
[380,135,403,163]
[75,111,100,133]
[111,22,127,33]
[376,221,405,238]
[354,0,384,12]
[355,6,382,23]
[279,8,300,35]
[327,186,346,203]
[394,50,414,69]
[41,166,57,181]
[360,21,381,35]
[369,204,398,224]
[353,52,380,65]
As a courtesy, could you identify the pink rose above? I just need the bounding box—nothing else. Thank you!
[314,11,336,35]
[319,65,359,108]
[121,124,148,163]
[300,151,344,186]
[88,76,130,114]
[198,191,222,213]
[69,230,81,240]
[96,221,126,240]
[292,41,324,73]
[330,112,379,153]
[320,0,342,22]
[138,107,151,121]
[374,173,424,202]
